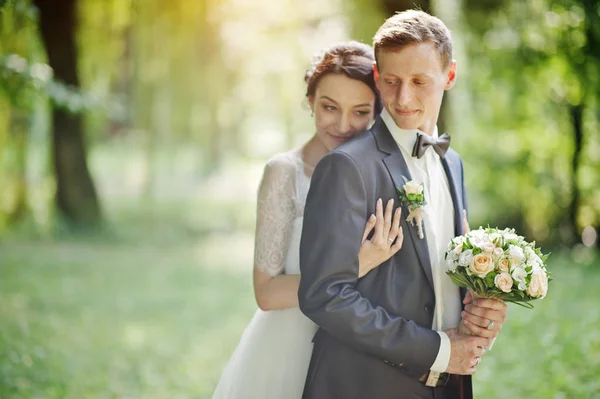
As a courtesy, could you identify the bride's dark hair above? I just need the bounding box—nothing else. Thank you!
[304,41,382,115]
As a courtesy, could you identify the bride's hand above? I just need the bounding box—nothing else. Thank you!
[358,198,404,278]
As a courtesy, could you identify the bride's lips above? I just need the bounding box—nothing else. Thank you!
[328,132,352,143]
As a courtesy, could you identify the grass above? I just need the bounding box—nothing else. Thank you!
[1,217,600,398]
[0,224,257,399]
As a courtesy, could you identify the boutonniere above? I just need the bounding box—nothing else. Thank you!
[396,179,427,239]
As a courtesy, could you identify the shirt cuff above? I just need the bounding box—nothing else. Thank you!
[430,331,451,373]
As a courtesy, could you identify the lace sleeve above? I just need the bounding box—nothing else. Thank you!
[253,154,298,276]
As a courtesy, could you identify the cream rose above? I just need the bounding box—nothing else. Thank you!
[469,253,495,277]
[494,272,514,293]
[527,268,548,298]
[498,258,511,273]
[403,181,422,195]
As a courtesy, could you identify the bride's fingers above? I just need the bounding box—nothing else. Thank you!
[383,199,394,240]
[387,207,401,245]
[391,209,403,252]
[362,214,376,243]
[374,198,384,241]
[391,227,404,253]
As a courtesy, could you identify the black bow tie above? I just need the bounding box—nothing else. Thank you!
[412,132,451,159]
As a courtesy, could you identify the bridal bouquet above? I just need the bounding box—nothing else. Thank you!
[445,227,551,309]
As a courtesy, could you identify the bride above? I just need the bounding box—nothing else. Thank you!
[212,41,405,399]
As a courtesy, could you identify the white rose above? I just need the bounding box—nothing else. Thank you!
[511,267,528,291]
[447,257,458,272]
[497,258,511,273]
[470,237,486,249]
[482,242,496,253]
[530,263,542,274]
[525,246,537,260]
[494,273,514,293]
[403,181,422,195]
[458,250,473,267]
[469,254,495,277]
[453,236,465,247]
[509,245,525,266]
[504,233,518,242]
[526,254,543,269]
[453,243,463,256]
[470,229,485,238]
[489,233,502,245]
[493,247,505,258]
[446,250,457,264]
[527,268,548,298]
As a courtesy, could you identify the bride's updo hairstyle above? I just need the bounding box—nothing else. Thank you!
[304,41,382,115]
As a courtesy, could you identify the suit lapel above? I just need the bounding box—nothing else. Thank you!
[441,154,464,238]
[441,152,468,301]
[372,119,434,290]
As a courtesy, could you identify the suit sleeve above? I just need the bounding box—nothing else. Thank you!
[298,151,440,379]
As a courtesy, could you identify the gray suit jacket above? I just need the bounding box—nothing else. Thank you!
[298,117,471,399]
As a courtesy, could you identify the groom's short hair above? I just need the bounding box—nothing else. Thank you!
[373,10,452,69]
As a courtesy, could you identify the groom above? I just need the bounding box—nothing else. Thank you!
[299,10,507,399]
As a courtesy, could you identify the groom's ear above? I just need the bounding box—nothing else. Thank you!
[444,60,457,90]
[373,62,381,90]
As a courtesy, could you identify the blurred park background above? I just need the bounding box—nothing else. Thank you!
[1,0,599,397]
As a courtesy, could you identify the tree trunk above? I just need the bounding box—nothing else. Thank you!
[7,111,29,224]
[33,0,102,226]
[567,103,584,245]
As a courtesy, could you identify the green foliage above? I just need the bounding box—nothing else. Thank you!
[0,53,123,117]
[454,0,600,244]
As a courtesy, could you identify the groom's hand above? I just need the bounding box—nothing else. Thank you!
[461,293,507,339]
[444,328,488,375]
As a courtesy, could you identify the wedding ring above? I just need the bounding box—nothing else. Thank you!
[388,237,395,242]
[487,320,495,330]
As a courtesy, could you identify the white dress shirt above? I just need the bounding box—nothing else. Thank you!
[381,109,461,373]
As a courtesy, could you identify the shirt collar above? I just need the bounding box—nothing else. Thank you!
[381,108,439,156]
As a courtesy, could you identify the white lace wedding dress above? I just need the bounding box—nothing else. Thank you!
[212,150,318,399]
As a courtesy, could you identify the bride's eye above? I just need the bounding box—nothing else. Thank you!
[322,104,337,111]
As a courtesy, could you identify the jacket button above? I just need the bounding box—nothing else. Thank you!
[424,304,433,314]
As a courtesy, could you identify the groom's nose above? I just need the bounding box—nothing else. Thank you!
[394,83,413,106]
